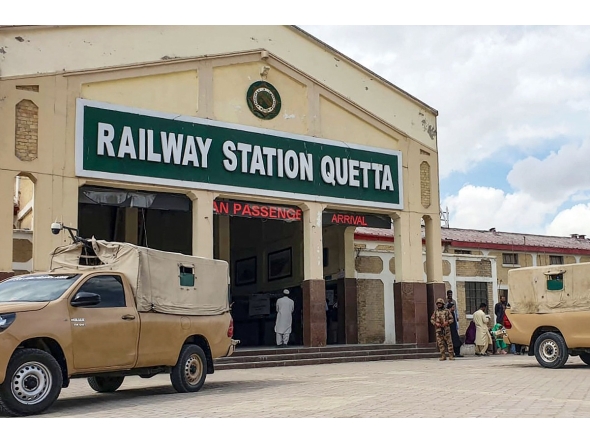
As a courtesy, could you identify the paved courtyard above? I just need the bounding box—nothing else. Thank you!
[6,354,590,418]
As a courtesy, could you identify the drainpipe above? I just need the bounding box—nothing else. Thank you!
[15,176,21,228]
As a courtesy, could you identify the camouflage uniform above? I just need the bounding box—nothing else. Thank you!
[430,298,455,360]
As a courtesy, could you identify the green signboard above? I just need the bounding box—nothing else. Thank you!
[75,99,403,209]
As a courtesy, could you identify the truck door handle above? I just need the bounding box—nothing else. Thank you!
[122,314,136,320]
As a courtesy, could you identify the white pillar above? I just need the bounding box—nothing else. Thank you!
[301,202,326,280]
[188,190,217,259]
[0,169,15,274]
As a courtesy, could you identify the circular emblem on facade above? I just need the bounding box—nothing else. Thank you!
[246,81,281,120]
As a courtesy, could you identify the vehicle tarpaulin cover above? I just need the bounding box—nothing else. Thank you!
[508,262,590,314]
[49,239,230,316]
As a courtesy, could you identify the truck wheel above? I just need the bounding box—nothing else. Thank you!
[87,376,125,393]
[534,332,569,369]
[170,344,207,393]
[580,352,590,366]
[0,348,63,416]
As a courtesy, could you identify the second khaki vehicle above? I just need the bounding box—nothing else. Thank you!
[0,225,237,416]
[505,262,590,369]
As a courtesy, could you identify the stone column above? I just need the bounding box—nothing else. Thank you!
[301,202,326,347]
[188,190,217,259]
[424,215,446,342]
[0,169,15,280]
[424,215,443,282]
[392,212,429,345]
[31,173,55,272]
[342,226,358,344]
[217,215,231,263]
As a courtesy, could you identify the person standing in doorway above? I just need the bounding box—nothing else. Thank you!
[446,290,464,357]
[473,302,493,356]
[275,289,294,347]
[430,298,455,361]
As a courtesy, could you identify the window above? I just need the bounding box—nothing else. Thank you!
[499,289,509,303]
[323,248,329,268]
[549,255,564,265]
[503,253,518,266]
[455,250,472,255]
[547,273,564,291]
[179,265,195,287]
[76,275,126,308]
[465,282,488,315]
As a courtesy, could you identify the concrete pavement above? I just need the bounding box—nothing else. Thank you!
[6,354,590,418]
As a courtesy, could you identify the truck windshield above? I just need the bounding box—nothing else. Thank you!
[0,274,81,303]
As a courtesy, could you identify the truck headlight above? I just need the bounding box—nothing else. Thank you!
[0,313,16,331]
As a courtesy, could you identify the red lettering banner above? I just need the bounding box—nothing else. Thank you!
[213,199,302,222]
[323,211,391,228]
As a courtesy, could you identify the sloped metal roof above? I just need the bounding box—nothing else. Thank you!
[355,226,590,253]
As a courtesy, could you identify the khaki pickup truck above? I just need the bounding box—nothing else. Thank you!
[0,237,237,416]
[504,262,590,369]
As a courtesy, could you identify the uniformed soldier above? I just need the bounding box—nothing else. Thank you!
[430,298,455,360]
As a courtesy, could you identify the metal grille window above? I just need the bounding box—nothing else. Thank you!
[465,282,488,315]
[549,255,564,265]
[502,253,518,265]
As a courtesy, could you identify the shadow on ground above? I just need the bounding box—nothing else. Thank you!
[493,362,590,369]
[1,378,299,418]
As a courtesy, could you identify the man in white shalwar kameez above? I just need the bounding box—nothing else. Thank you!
[473,302,493,356]
[275,289,294,346]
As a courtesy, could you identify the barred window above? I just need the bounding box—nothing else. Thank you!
[465,282,488,315]
[549,255,564,265]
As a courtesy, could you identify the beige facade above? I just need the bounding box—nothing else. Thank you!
[1,26,443,347]
[355,227,590,339]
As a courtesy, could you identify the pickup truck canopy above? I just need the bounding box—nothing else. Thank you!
[49,239,230,316]
[508,262,590,314]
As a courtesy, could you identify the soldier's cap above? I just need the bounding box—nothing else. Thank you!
[436,298,445,305]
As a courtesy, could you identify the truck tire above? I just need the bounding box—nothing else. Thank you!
[87,376,125,393]
[580,352,590,366]
[534,332,569,369]
[0,348,63,416]
[170,344,207,393]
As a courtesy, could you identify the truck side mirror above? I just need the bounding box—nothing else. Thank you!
[71,292,101,307]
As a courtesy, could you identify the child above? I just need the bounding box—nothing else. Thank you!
[491,323,508,354]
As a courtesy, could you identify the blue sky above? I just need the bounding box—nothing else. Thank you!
[300,25,590,236]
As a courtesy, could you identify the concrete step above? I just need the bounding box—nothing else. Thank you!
[229,343,424,357]
[218,347,437,364]
[214,352,442,370]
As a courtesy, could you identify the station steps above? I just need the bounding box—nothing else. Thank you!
[214,343,440,370]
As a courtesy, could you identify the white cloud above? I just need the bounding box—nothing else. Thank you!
[507,139,590,202]
[546,204,590,237]
[444,137,590,235]
[442,185,557,234]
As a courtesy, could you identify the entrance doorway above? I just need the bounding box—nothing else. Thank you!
[77,185,192,254]
[213,199,304,347]
[321,209,392,345]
